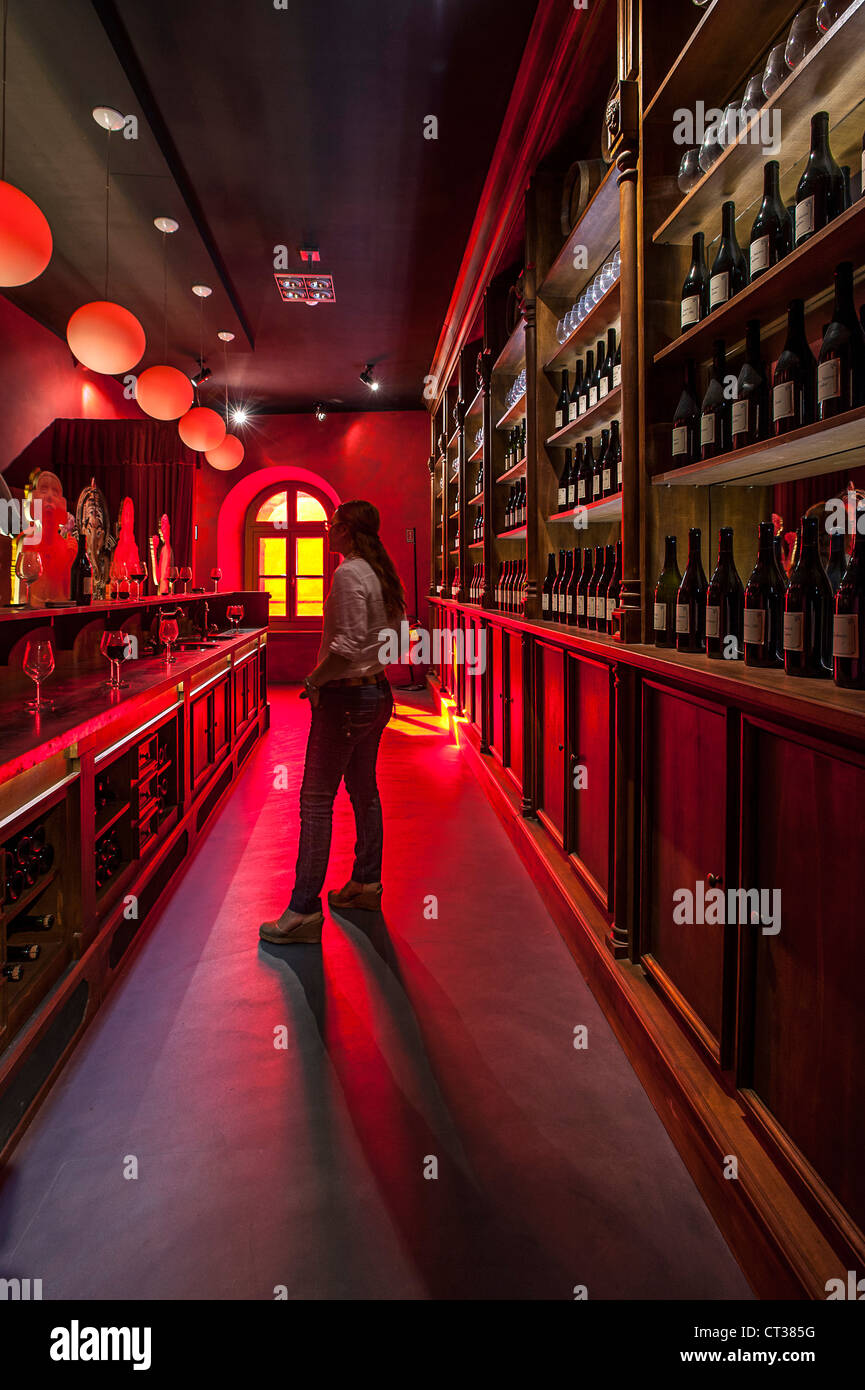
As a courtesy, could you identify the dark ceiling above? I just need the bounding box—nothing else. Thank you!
[4,0,540,414]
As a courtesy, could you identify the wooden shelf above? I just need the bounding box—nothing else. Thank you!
[545,280,621,371]
[545,386,621,446]
[2,869,57,926]
[495,395,527,429]
[95,800,132,839]
[652,404,865,486]
[497,525,527,540]
[539,163,620,304]
[655,198,865,366]
[449,509,460,521]
[447,427,459,448]
[493,320,526,375]
[465,386,484,422]
[468,438,484,463]
[468,540,484,550]
[548,492,623,523]
[653,1,865,246]
[468,492,484,507]
[497,456,527,483]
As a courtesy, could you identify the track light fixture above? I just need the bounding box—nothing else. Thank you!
[314,403,327,422]
[190,363,211,387]
[360,363,379,391]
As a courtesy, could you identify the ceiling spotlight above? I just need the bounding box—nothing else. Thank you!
[231,407,249,426]
[314,403,327,422]
[190,365,212,387]
[217,331,235,342]
[153,216,179,234]
[92,106,125,132]
[360,364,379,391]
[192,284,212,298]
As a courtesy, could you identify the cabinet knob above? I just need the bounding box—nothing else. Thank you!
[706,872,723,888]
[558,743,564,751]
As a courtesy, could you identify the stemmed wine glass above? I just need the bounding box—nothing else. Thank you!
[210,567,223,593]
[23,637,55,711]
[167,566,180,596]
[100,628,129,689]
[15,548,42,606]
[159,610,180,665]
[785,5,819,69]
[227,603,244,632]
[817,0,852,32]
[179,565,192,594]
[762,43,788,100]
[130,565,146,600]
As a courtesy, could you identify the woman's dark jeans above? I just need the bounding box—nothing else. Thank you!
[289,680,394,914]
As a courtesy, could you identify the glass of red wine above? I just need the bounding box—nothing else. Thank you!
[179,565,192,594]
[210,567,223,593]
[130,566,147,600]
[100,628,129,689]
[226,603,244,632]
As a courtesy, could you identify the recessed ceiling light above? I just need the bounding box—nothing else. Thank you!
[217,331,235,342]
[273,272,336,304]
[192,284,212,298]
[153,216,179,234]
[92,106,125,131]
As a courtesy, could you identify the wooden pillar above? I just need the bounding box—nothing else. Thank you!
[617,142,642,644]
[427,449,436,598]
[455,394,468,604]
[607,661,637,959]
[478,346,494,609]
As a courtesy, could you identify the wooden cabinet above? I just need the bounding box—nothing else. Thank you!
[505,631,523,787]
[568,653,613,908]
[233,653,258,732]
[490,626,504,761]
[191,672,231,791]
[536,641,565,842]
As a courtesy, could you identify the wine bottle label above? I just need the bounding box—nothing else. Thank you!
[817,357,841,402]
[606,597,616,620]
[731,399,748,438]
[567,596,573,615]
[602,468,611,490]
[577,596,585,616]
[568,487,577,507]
[783,611,804,652]
[833,613,859,658]
[579,395,588,415]
[743,608,766,644]
[681,294,700,329]
[613,364,621,388]
[653,602,667,630]
[599,377,609,398]
[568,401,578,423]
[593,477,601,497]
[671,425,688,457]
[709,271,730,310]
[578,480,586,501]
[675,603,690,634]
[773,380,795,421]
[617,457,623,486]
[558,487,567,507]
[795,195,814,242]
[750,235,770,275]
[83,577,92,596]
[552,593,559,612]
[589,387,598,408]
[705,605,721,639]
[700,412,716,446]
[587,597,596,617]
[542,595,549,612]
[555,410,563,429]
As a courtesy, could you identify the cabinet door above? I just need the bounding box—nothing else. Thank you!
[537,642,565,841]
[191,692,212,787]
[506,631,523,786]
[570,654,612,905]
[490,627,504,761]
[213,675,230,758]
[641,682,728,1052]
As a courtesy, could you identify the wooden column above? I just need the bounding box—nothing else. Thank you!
[478,346,494,609]
[427,450,436,598]
[607,661,636,959]
[523,185,540,621]
[616,141,642,644]
[455,395,468,604]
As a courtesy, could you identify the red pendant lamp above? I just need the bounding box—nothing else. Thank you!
[66,108,145,375]
[204,329,244,471]
[135,218,194,419]
[0,2,53,285]
[179,405,226,452]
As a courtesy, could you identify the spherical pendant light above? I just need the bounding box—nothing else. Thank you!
[0,180,53,286]
[178,406,226,452]
[205,434,244,471]
[136,364,194,420]
[67,301,146,374]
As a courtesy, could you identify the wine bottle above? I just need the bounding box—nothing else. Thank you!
[676,527,708,652]
[4,870,24,905]
[613,337,621,390]
[817,261,865,419]
[2,963,24,982]
[582,436,596,504]
[709,201,747,311]
[557,451,571,511]
[593,429,608,501]
[602,423,618,497]
[579,350,594,415]
[605,541,622,634]
[562,548,577,625]
[586,546,604,631]
[748,161,792,279]
[795,112,845,246]
[732,319,768,449]
[557,551,573,625]
[672,360,699,464]
[773,300,816,435]
[568,362,583,423]
[600,328,616,398]
[551,549,566,619]
[705,527,744,659]
[567,446,580,509]
[744,521,786,667]
[784,515,833,677]
[70,531,93,607]
[577,439,592,507]
[680,231,709,330]
[700,341,730,460]
[593,340,606,408]
[825,526,847,594]
[596,546,615,634]
[10,912,56,932]
[576,549,591,628]
[834,519,865,688]
[612,418,623,493]
[555,369,569,431]
[6,943,41,962]
[653,535,681,648]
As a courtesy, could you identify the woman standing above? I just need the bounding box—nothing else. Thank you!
[260,500,404,944]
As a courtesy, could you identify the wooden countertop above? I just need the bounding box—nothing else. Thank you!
[0,627,265,787]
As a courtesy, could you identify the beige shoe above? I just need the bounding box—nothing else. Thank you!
[327,880,383,911]
[259,910,324,944]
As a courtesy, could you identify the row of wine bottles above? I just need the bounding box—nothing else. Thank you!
[680,112,855,334]
[2,821,55,907]
[554,328,622,429]
[672,262,865,464]
[556,422,622,510]
[94,831,122,890]
[496,560,527,613]
[2,940,43,984]
[503,421,526,470]
[471,513,484,544]
[654,518,865,686]
[504,479,527,530]
[467,564,485,604]
[542,543,622,632]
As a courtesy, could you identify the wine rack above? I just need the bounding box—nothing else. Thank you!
[92,713,180,904]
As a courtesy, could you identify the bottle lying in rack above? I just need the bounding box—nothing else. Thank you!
[95,831,122,889]
[6,943,41,962]
[2,963,24,982]
[2,821,54,905]
[9,912,56,932]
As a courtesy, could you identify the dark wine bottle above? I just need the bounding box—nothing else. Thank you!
[576,549,592,628]
[676,527,708,652]
[6,943,40,962]
[748,161,792,279]
[566,446,580,509]
[680,231,709,331]
[795,112,845,246]
[557,451,571,512]
[772,300,816,435]
[834,519,865,688]
[577,439,593,508]
[557,551,573,625]
[700,341,730,459]
[709,201,748,311]
[568,362,582,424]
[592,429,608,502]
[555,369,569,431]
[565,548,581,626]
[10,912,56,932]
[551,549,566,620]
[732,319,768,448]
[600,328,617,399]
[744,521,786,667]
[586,546,604,631]
[2,963,24,982]
[784,515,833,677]
[602,421,620,497]
[705,527,744,659]
[579,350,594,416]
[70,531,93,607]
[653,535,681,648]
[817,261,865,419]
[613,337,621,390]
[596,546,615,634]
[589,340,605,409]
[826,526,847,594]
[604,541,622,634]
[672,360,699,464]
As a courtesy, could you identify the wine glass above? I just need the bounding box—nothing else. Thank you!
[762,42,788,100]
[130,565,146,600]
[698,117,723,174]
[159,610,180,665]
[100,628,128,689]
[117,563,130,601]
[600,259,616,294]
[742,71,765,115]
[209,567,222,594]
[677,147,702,193]
[785,5,819,69]
[23,637,55,711]
[15,548,42,605]
[179,565,192,594]
[817,0,852,31]
[167,566,179,595]
[227,603,244,632]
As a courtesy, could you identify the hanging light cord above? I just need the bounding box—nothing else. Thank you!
[162,232,168,360]
[223,340,229,418]
[1,0,9,183]
[103,129,112,299]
